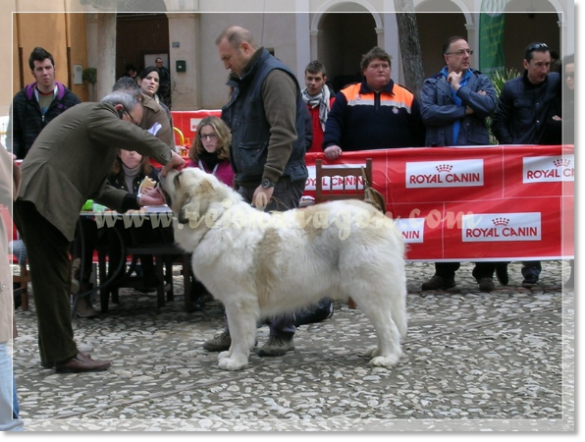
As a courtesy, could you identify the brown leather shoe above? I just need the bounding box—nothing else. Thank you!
[55,352,111,373]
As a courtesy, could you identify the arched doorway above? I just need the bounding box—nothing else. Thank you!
[317,8,377,92]
[503,0,561,71]
[116,12,170,80]
[416,0,469,78]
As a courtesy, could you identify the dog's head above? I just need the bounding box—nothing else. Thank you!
[159,167,228,224]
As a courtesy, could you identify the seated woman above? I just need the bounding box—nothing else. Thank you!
[106,149,172,293]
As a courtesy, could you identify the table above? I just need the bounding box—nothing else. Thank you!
[76,207,192,315]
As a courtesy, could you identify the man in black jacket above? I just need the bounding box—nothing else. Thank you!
[203,25,310,357]
[492,42,562,287]
[6,47,80,159]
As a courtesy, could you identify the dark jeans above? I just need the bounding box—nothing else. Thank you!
[13,200,78,365]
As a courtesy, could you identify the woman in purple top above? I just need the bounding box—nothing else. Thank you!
[187,116,234,187]
[186,116,234,310]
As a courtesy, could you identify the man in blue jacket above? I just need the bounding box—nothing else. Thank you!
[420,36,506,292]
[492,42,562,287]
[6,47,80,159]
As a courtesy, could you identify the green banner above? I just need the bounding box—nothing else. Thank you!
[479,0,506,74]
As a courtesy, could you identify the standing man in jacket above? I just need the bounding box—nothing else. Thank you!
[13,91,185,373]
[203,25,308,357]
[6,47,80,159]
[492,42,561,287]
[323,46,425,160]
[420,35,507,292]
[302,60,335,153]
[155,57,172,109]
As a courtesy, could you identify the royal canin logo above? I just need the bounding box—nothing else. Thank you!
[462,213,541,242]
[406,159,484,188]
[492,217,509,226]
[523,155,574,183]
[436,164,453,173]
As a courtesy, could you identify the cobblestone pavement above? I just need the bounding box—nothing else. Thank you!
[11,260,574,432]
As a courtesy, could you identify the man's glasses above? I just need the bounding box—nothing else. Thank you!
[200,133,217,141]
[445,49,474,56]
[566,72,574,78]
[124,110,139,126]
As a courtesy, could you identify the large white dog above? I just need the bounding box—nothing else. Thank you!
[160,168,407,371]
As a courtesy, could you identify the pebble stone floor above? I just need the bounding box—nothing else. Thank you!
[11,260,574,432]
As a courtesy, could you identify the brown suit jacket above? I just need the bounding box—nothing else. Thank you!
[141,94,175,151]
[17,102,173,241]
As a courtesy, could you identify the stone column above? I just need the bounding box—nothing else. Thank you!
[166,13,199,110]
[95,13,116,101]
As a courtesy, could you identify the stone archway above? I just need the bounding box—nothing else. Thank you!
[314,4,378,92]
[503,0,561,70]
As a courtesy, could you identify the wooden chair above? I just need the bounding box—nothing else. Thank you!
[315,158,373,203]
[314,158,374,309]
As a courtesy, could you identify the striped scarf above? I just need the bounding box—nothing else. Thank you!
[301,86,331,132]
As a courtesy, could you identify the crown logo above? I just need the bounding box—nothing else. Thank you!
[553,159,571,167]
[436,164,453,173]
[492,217,510,226]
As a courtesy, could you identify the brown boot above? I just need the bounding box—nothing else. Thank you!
[75,295,98,318]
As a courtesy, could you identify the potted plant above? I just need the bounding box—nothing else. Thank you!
[82,67,97,101]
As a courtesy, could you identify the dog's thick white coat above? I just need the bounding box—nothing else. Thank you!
[161,168,407,371]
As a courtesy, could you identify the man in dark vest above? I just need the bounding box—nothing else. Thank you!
[203,25,317,357]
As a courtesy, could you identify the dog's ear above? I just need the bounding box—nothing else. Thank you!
[177,177,215,226]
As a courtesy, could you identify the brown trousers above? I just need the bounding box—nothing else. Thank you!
[13,200,77,365]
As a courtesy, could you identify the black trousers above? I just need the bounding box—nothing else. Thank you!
[434,262,505,280]
[13,200,78,365]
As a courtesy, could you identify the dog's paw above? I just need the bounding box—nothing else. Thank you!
[369,352,401,368]
[218,356,248,371]
[218,350,231,361]
[364,345,380,358]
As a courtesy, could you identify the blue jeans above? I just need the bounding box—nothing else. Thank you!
[0,342,23,431]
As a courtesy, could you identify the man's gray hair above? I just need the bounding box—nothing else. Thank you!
[101,91,141,111]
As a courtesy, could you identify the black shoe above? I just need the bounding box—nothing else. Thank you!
[189,299,205,312]
[522,274,539,287]
[495,263,509,286]
[421,275,456,291]
[477,277,496,292]
[294,298,334,326]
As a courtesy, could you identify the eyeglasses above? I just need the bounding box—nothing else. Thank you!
[527,43,549,52]
[124,110,139,126]
[200,133,217,141]
[566,72,574,78]
[445,49,473,56]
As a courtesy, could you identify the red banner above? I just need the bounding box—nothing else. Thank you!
[304,146,574,261]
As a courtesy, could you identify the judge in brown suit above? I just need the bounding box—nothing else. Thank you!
[13,91,184,373]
